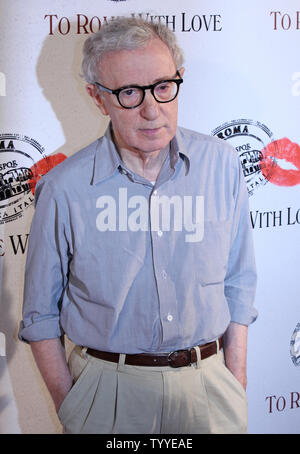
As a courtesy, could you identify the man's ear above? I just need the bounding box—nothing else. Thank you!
[178,67,185,78]
[86,84,109,116]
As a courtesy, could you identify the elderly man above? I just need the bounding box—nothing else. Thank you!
[19,17,257,434]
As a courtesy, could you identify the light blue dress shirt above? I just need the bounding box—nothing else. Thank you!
[19,124,257,353]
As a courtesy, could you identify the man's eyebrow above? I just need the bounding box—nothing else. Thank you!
[120,72,179,88]
[151,72,178,84]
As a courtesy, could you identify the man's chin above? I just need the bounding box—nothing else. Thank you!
[134,133,174,153]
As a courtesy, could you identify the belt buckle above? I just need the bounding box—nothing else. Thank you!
[168,348,192,368]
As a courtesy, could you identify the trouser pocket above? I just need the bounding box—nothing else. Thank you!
[57,347,102,433]
[202,350,248,434]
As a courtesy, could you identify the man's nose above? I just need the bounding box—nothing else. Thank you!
[140,90,160,120]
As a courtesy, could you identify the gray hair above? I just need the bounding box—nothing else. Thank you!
[81,16,184,83]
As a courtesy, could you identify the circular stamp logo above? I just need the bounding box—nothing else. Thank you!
[0,133,46,224]
[211,119,277,196]
[290,323,300,367]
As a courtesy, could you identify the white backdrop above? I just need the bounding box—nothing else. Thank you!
[0,0,299,434]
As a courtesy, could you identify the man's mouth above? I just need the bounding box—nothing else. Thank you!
[139,127,163,135]
[260,138,300,186]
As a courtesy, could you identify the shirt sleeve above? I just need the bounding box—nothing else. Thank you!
[224,152,258,326]
[18,176,71,342]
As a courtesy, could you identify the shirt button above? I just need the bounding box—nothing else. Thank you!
[162,270,167,279]
[157,230,163,237]
[167,314,173,322]
[153,190,158,195]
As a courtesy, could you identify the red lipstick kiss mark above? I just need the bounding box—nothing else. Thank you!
[261,138,300,186]
[29,153,67,194]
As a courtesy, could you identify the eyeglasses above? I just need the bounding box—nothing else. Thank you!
[94,71,183,109]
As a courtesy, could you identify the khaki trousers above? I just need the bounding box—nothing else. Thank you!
[57,345,248,434]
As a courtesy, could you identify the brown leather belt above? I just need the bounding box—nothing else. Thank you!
[86,336,223,368]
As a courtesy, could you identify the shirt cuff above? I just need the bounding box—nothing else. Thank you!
[18,317,63,343]
[227,298,258,326]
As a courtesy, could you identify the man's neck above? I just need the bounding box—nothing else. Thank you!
[117,145,170,182]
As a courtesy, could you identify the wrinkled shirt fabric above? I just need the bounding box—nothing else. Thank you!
[19,125,257,353]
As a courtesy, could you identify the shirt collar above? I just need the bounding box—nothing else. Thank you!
[170,127,190,175]
[91,122,190,185]
[91,123,123,185]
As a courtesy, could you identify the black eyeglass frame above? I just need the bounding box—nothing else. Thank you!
[93,70,183,109]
